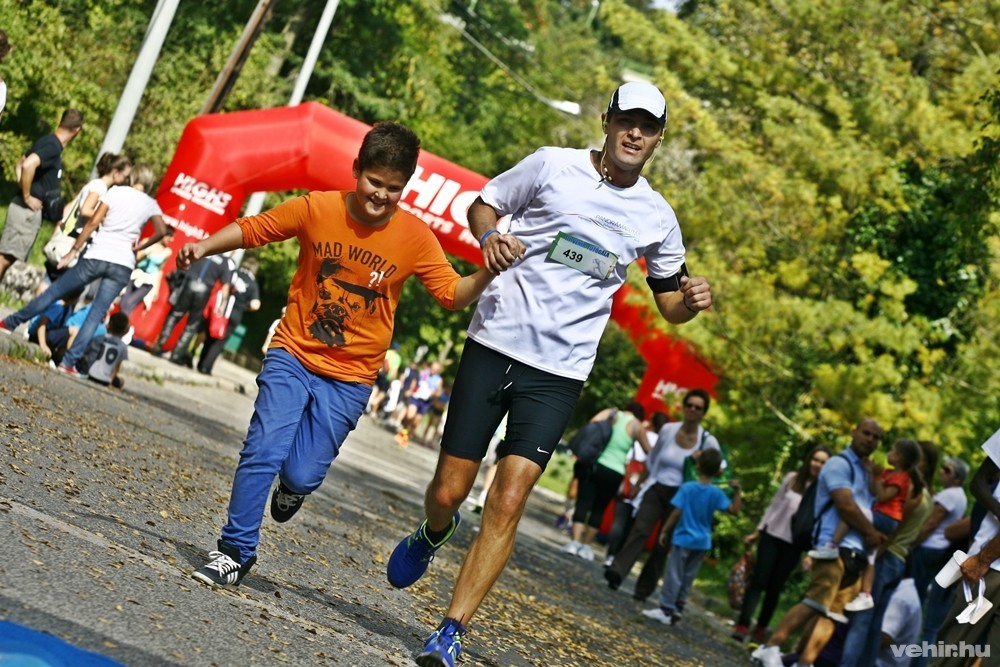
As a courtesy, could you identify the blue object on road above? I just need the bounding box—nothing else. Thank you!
[0,621,123,666]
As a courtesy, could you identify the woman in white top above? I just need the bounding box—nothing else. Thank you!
[732,444,832,644]
[39,152,132,289]
[1,165,166,373]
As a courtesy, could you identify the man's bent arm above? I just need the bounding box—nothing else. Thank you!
[19,153,41,210]
[467,197,524,273]
[831,488,884,547]
[653,274,712,325]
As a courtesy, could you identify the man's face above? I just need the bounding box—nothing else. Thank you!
[351,164,409,224]
[850,419,883,458]
[603,110,663,173]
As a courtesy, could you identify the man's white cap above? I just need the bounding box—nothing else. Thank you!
[606,82,667,126]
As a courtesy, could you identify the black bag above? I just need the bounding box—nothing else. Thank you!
[567,410,617,465]
[165,269,187,306]
[165,269,187,291]
[42,189,64,222]
[838,547,867,587]
[790,453,852,552]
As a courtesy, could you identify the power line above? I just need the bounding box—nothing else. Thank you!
[432,5,580,115]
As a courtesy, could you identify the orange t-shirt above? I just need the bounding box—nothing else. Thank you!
[874,469,911,522]
[237,191,461,383]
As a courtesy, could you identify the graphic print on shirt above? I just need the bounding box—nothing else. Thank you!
[307,255,390,348]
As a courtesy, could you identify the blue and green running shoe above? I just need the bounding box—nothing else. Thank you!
[415,618,465,667]
[386,512,460,588]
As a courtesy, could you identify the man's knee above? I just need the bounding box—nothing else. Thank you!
[427,473,474,510]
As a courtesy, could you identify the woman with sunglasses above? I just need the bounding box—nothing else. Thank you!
[604,388,720,604]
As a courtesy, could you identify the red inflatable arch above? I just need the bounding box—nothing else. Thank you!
[135,102,717,412]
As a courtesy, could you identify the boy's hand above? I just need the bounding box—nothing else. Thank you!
[176,242,204,270]
[482,233,525,273]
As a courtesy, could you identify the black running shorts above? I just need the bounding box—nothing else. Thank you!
[440,339,584,469]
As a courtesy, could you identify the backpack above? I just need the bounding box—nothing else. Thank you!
[682,429,736,497]
[790,453,852,552]
[567,410,617,465]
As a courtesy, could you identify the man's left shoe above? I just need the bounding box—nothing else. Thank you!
[415,618,465,667]
[386,513,460,588]
[270,481,306,523]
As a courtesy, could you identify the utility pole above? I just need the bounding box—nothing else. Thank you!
[242,0,340,217]
[94,0,181,174]
[201,0,280,115]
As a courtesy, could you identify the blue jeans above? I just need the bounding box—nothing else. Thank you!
[2,258,131,368]
[220,348,371,562]
[658,545,706,613]
[839,551,906,667]
[913,580,961,667]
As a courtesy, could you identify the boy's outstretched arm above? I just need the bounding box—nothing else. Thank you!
[451,268,497,310]
[176,222,245,269]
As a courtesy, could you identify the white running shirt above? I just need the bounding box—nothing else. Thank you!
[469,147,687,380]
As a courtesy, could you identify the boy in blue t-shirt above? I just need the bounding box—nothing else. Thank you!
[642,448,741,625]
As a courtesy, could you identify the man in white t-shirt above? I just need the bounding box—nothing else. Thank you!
[1,165,166,374]
[929,428,1000,667]
[385,82,712,667]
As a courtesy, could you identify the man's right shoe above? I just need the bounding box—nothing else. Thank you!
[270,481,306,523]
[191,541,256,589]
[750,644,783,667]
[731,623,749,641]
[604,568,622,591]
[387,513,460,588]
[415,618,465,667]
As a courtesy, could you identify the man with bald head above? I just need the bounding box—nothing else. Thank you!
[752,419,887,667]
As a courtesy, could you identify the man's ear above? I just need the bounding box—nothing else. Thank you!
[352,159,360,179]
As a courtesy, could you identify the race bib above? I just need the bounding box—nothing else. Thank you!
[546,232,618,280]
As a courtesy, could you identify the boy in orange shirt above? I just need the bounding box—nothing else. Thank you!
[184,122,499,588]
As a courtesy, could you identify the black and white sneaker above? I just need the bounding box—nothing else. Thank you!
[192,541,255,588]
[270,481,306,523]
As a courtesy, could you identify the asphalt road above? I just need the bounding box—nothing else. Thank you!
[0,353,751,667]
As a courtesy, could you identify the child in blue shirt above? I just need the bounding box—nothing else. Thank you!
[643,448,741,625]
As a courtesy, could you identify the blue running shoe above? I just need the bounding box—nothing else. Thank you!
[387,512,460,588]
[416,618,465,667]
